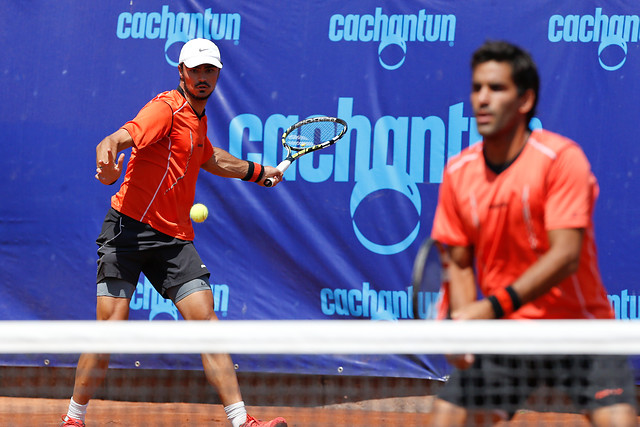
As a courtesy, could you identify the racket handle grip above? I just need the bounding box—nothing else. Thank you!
[263,159,291,187]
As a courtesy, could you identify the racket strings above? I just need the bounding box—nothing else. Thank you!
[285,121,345,149]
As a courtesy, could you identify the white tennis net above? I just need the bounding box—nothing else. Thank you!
[0,320,637,427]
[2,319,640,354]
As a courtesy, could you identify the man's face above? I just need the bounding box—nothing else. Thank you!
[180,64,220,100]
[471,60,528,138]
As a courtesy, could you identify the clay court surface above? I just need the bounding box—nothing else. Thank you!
[1,368,636,426]
[0,396,608,426]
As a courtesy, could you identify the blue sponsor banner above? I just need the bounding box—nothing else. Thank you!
[0,1,638,381]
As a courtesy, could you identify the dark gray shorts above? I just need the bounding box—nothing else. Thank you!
[96,208,211,299]
[437,354,637,418]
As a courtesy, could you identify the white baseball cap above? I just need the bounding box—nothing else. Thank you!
[179,38,223,69]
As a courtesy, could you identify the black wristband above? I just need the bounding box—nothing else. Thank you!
[255,163,265,183]
[505,285,522,311]
[241,161,254,181]
[487,295,504,319]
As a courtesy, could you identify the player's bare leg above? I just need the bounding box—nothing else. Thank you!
[200,351,243,405]
[62,296,132,425]
[431,398,506,427]
[175,290,242,405]
[589,403,638,427]
[174,283,287,426]
[71,296,131,404]
[431,398,467,427]
[71,354,110,406]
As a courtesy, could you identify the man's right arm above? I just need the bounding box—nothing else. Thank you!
[447,245,477,315]
[445,244,479,369]
[95,128,133,185]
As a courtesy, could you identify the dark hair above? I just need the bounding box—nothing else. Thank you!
[471,40,539,125]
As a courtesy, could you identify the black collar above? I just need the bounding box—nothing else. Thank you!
[483,139,528,175]
[176,86,206,119]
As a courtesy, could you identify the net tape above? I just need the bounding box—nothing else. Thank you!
[1,320,638,355]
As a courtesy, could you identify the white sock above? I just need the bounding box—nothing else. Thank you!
[65,397,88,422]
[224,401,247,427]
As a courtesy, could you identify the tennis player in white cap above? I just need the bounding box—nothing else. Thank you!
[61,38,286,427]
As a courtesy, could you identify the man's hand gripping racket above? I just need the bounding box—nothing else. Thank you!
[264,116,348,187]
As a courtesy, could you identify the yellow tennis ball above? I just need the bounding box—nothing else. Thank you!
[190,203,208,223]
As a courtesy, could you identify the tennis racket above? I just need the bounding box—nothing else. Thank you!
[411,237,450,320]
[263,116,348,187]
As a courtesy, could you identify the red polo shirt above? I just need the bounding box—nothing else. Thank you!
[432,129,613,319]
[112,89,214,241]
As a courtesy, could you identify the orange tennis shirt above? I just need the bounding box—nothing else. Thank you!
[431,129,614,319]
[111,89,214,241]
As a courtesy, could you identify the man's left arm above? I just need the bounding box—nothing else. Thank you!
[453,228,583,320]
[454,144,592,320]
[510,228,583,301]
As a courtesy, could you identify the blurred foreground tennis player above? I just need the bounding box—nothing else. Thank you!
[61,38,286,427]
[430,40,637,426]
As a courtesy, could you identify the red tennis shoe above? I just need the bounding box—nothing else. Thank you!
[241,414,288,427]
[60,415,85,427]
